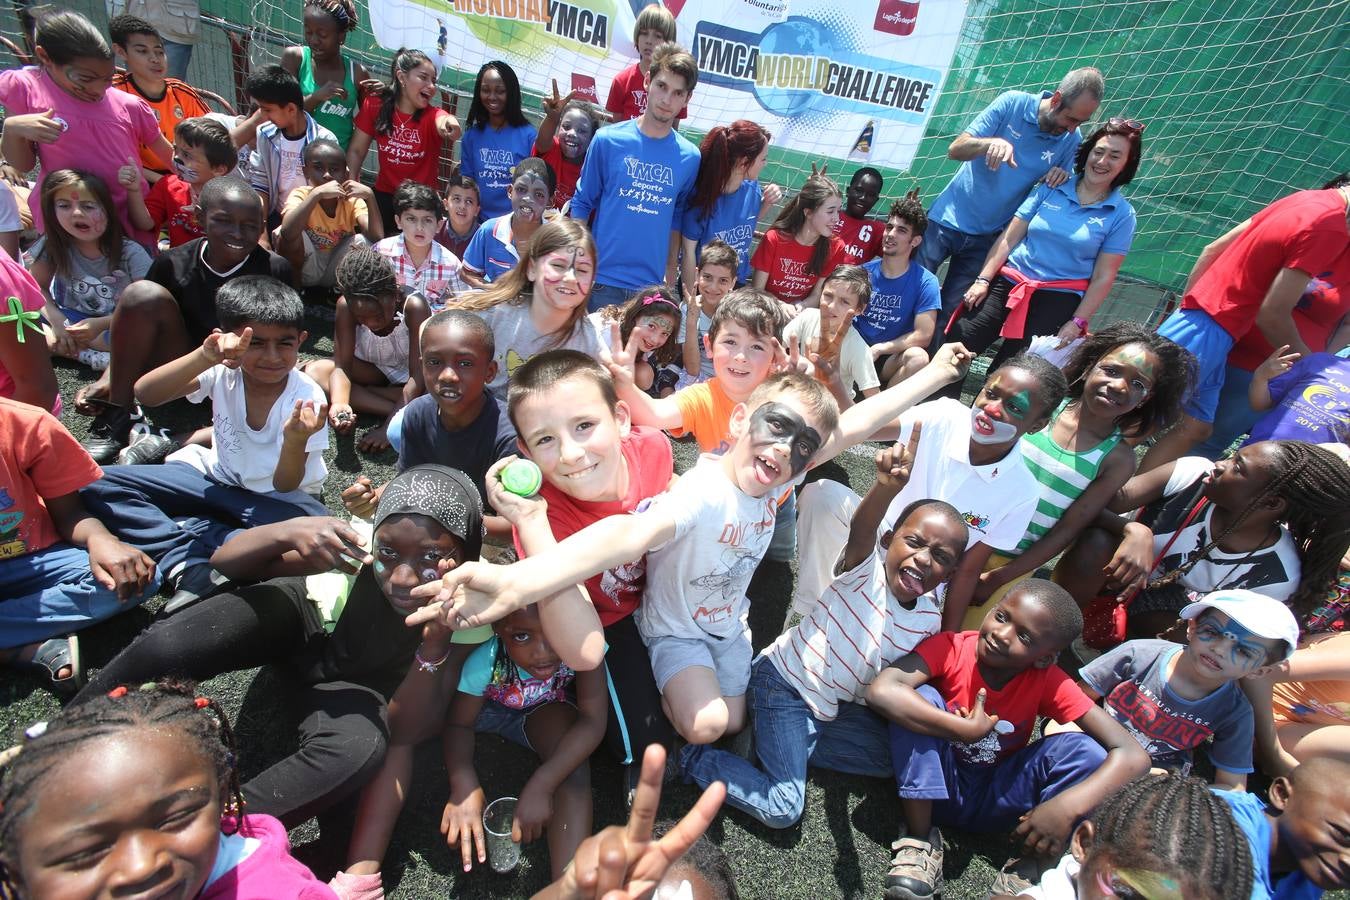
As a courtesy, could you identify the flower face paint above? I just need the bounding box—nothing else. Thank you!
[1086,343,1158,418]
[1191,610,1273,674]
[746,401,822,480]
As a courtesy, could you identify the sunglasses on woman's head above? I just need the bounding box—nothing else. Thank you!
[1108,117,1146,136]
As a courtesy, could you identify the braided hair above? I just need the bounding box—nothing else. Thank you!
[0,681,243,899]
[336,246,400,302]
[1085,773,1253,900]
[1149,441,1350,619]
[1061,320,1196,439]
[304,0,358,32]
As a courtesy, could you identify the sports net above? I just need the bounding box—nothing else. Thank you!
[6,0,1347,324]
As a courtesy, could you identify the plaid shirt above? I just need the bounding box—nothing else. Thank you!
[374,234,470,310]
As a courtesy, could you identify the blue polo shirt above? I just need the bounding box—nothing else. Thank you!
[570,119,700,289]
[928,91,1082,237]
[462,215,521,283]
[856,258,942,345]
[460,122,538,220]
[1007,175,1136,285]
[680,179,762,283]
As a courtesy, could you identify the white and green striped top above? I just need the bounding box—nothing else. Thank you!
[999,402,1122,555]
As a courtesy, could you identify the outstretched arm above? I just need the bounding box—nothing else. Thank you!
[840,424,922,572]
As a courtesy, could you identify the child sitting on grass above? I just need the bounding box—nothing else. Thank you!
[461,157,554,287]
[409,348,975,747]
[435,168,481,259]
[303,249,426,453]
[866,580,1150,899]
[682,426,969,829]
[783,263,881,409]
[374,181,469,310]
[277,139,382,290]
[145,116,237,247]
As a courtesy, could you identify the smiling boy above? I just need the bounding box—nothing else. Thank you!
[276,138,381,289]
[783,264,882,408]
[834,167,885,265]
[145,117,237,248]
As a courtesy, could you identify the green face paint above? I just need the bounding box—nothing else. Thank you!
[1006,389,1033,420]
[1115,343,1157,382]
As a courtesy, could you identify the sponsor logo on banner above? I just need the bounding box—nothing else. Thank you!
[874,0,919,36]
[570,72,599,102]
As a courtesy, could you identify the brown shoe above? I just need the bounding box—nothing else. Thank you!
[884,826,943,899]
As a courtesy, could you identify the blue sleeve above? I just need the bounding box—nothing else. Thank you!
[680,202,708,242]
[569,133,604,221]
[493,403,518,461]
[395,398,431,470]
[915,270,942,314]
[1208,695,1255,774]
[1014,182,1052,222]
[965,91,1017,138]
[462,220,493,274]
[456,637,497,695]
[459,127,480,181]
[1101,203,1137,256]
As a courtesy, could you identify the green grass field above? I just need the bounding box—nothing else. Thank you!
[3,312,1338,900]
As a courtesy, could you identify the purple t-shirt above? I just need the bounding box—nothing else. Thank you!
[1245,351,1350,446]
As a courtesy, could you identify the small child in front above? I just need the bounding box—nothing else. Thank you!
[276,138,382,289]
[865,580,1149,900]
[1074,588,1298,789]
[411,347,976,746]
[681,427,968,829]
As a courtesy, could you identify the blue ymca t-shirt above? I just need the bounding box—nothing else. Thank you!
[462,215,521,283]
[1006,175,1136,285]
[1246,351,1350,446]
[855,258,942,345]
[928,91,1083,237]
[460,122,538,220]
[680,179,762,284]
[570,120,700,289]
[1215,789,1322,900]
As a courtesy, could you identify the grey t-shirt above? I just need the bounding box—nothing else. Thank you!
[30,235,152,316]
[478,299,606,400]
[1081,638,1255,774]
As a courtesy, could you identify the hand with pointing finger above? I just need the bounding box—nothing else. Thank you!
[874,421,921,492]
[202,327,253,366]
[808,311,853,388]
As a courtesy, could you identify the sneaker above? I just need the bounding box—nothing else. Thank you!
[118,425,181,465]
[989,854,1046,896]
[884,827,944,900]
[76,348,110,371]
[81,401,144,465]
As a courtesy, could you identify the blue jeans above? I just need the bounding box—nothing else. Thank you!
[889,685,1106,833]
[587,282,633,313]
[912,220,1000,354]
[79,463,327,576]
[1196,365,1258,459]
[0,542,161,648]
[680,657,892,829]
[162,40,195,80]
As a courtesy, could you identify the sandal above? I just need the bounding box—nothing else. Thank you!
[73,380,112,416]
[25,635,84,697]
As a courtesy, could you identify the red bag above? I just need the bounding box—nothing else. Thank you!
[1080,499,1208,651]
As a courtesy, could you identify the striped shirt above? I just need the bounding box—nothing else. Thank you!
[762,552,941,721]
[1002,407,1121,555]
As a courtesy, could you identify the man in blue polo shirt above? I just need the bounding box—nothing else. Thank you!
[858,193,942,387]
[571,43,701,311]
[916,67,1104,352]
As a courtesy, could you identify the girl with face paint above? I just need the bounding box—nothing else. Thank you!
[591,286,684,395]
[970,322,1195,625]
[534,83,601,210]
[461,157,556,288]
[72,465,488,834]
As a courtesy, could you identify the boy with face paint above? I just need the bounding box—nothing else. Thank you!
[794,354,1068,632]
[1067,589,1297,791]
[144,116,236,248]
[409,347,975,747]
[79,175,293,463]
[461,158,555,287]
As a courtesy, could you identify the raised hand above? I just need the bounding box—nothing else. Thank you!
[875,421,921,491]
[542,78,581,116]
[599,321,640,385]
[761,182,783,207]
[341,475,381,517]
[1256,344,1301,380]
[329,402,356,434]
[809,311,854,387]
[956,688,999,742]
[929,342,973,383]
[283,399,328,441]
[404,558,525,632]
[308,179,346,203]
[484,456,548,527]
[202,326,253,365]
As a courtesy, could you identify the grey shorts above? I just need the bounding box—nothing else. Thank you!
[645,629,753,697]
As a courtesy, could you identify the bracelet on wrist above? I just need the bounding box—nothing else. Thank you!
[415,644,452,673]
[1071,315,1090,332]
[973,276,991,285]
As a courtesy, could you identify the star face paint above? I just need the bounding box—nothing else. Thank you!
[1087,344,1159,418]
[1095,866,1184,900]
[748,401,822,478]
[1192,610,1272,673]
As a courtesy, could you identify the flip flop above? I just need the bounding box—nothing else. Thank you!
[24,635,84,697]
[73,381,111,416]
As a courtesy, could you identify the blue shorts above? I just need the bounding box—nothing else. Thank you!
[1157,308,1235,422]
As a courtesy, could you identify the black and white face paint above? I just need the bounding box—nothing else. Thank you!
[748,401,822,477]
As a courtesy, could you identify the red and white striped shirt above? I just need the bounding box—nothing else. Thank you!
[762,553,941,721]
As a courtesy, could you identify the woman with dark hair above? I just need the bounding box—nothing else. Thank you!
[944,118,1144,371]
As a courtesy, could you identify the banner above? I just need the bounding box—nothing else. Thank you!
[370,0,968,170]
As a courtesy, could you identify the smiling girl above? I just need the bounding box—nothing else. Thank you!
[751,173,846,309]
[592,287,683,395]
[460,60,537,221]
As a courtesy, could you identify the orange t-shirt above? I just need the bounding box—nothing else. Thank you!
[113,74,210,172]
[1271,632,1350,727]
[671,377,739,455]
[0,397,103,559]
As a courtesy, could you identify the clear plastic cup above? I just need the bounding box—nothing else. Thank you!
[483,796,520,873]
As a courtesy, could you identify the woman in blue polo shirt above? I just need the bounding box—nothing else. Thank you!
[947,118,1142,369]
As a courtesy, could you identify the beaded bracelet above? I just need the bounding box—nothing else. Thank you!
[415,644,452,673]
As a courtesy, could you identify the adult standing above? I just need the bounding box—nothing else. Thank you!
[916,68,1104,353]
[570,42,700,311]
[1140,183,1350,472]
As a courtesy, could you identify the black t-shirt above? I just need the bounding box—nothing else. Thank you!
[397,392,517,508]
[146,238,293,342]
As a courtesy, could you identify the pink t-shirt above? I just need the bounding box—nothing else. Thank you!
[0,67,161,245]
[199,814,336,900]
[0,250,58,414]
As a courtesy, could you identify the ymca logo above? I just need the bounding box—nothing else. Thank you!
[1040,149,1055,164]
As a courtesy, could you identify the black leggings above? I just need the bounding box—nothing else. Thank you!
[602,614,675,764]
[946,275,1082,365]
[77,581,390,827]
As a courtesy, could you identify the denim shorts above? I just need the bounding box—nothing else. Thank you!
[473,699,574,751]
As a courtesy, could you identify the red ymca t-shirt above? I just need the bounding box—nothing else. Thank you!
[145,174,201,247]
[513,426,674,626]
[751,229,847,304]
[1182,189,1350,339]
[834,213,883,265]
[0,397,102,559]
[535,136,582,210]
[354,95,449,193]
[915,631,1094,765]
[604,62,689,123]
